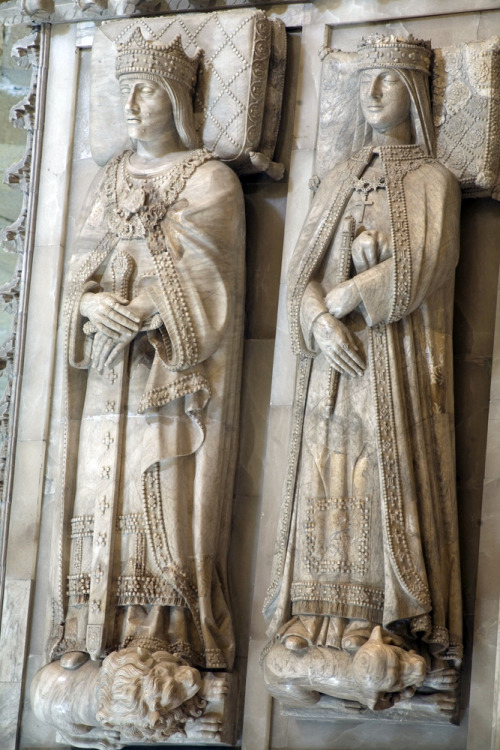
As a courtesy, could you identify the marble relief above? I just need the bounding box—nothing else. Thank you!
[262,35,464,722]
[31,11,284,747]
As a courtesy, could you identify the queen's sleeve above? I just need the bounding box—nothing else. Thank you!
[353,163,461,327]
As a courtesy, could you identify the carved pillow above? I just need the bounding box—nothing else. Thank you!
[90,9,286,171]
[315,38,500,199]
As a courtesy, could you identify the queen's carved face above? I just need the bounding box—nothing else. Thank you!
[119,77,175,143]
[359,68,411,134]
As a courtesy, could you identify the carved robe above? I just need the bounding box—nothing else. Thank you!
[265,144,462,663]
[51,148,245,670]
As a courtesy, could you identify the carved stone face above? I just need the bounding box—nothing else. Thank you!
[352,630,426,710]
[359,68,411,134]
[119,77,175,142]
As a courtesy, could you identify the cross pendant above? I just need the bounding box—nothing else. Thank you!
[352,175,385,224]
[354,192,374,223]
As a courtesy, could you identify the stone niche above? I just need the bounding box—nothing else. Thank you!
[0,2,499,750]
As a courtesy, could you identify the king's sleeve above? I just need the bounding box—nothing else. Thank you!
[147,159,245,372]
[64,167,111,369]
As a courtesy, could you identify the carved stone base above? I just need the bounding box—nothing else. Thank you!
[281,691,459,725]
[262,626,459,724]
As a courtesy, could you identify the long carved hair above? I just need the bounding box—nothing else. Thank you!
[96,647,204,741]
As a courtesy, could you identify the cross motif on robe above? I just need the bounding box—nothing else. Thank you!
[352,175,386,223]
[105,400,115,413]
[102,432,114,450]
[94,565,103,583]
[99,495,110,516]
[107,368,118,384]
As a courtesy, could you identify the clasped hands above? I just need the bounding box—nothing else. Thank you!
[311,230,390,378]
[80,291,156,371]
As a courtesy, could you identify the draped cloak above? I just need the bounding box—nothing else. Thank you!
[264,145,462,663]
[50,149,245,670]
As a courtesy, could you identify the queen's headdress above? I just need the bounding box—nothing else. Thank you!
[116,28,203,92]
[357,34,432,76]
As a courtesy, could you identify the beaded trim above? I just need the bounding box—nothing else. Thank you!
[64,233,118,321]
[147,225,199,370]
[379,145,432,323]
[117,575,184,607]
[287,147,373,357]
[303,496,371,577]
[104,148,216,240]
[67,573,91,602]
[142,464,206,654]
[369,324,431,610]
[290,581,384,617]
[263,356,311,613]
[138,370,211,413]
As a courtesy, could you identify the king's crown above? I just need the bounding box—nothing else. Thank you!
[116,28,202,92]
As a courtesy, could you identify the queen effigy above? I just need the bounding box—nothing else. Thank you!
[262,34,463,721]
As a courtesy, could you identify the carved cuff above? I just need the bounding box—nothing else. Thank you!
[353,259,394,327]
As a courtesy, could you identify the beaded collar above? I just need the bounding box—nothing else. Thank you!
[104,147,216,240]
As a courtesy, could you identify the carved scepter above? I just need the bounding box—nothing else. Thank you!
[325,214,355,411]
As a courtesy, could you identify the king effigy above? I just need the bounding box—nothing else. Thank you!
[263,34,463,719]
[32,28,245,747]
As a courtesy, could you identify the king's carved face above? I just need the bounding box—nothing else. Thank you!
[119,77,175,143]
[359,68,411,134]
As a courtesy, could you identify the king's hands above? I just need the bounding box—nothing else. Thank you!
[81,291,157,371]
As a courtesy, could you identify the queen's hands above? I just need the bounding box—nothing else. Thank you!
[325,279,362,319]
[351,230,391,273]
[311,313,365,377]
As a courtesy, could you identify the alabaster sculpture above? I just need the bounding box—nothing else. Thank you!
[32,29,245,747]
[263,34,462,722]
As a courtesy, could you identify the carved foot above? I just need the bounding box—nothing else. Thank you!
[394,690,459,721]
[283,634,309,652]
[422,666,460,692]
[186,712,223,741]
[184,671,238,744]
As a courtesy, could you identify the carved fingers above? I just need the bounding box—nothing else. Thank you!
[352,230,391,273]
[312,314,365,377]
[91,333,128,372]
[325,279,362,319]
[80,292,140,340]
[422,667,460,692]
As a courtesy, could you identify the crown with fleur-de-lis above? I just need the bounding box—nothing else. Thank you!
[357,34,432,76]
[116,28,203,92]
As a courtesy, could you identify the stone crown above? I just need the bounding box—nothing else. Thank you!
[116,28,202,91]
[357,34,432,76]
